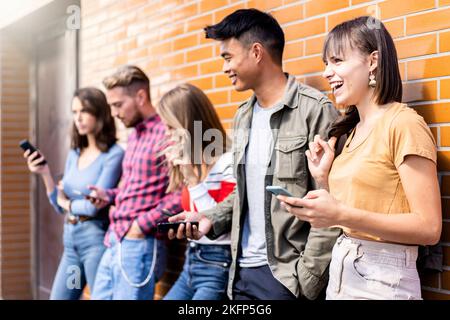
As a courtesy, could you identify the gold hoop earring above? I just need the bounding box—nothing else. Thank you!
[369,72,376,88]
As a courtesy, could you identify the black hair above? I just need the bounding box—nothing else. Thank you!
[204,8,285,66]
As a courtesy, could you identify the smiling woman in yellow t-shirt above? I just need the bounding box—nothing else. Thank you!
[277,16,441,300]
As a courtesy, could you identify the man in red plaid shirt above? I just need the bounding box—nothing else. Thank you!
[88,65,182,300]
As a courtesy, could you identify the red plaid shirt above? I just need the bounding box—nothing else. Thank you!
[105,114,181,245]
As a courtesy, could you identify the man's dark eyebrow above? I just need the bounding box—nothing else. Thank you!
[221,52,231,58]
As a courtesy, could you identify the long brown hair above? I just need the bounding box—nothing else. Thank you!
[71,87,117,152]
[157,83,230,192]
[323,16,403,139]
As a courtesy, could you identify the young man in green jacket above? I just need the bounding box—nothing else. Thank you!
[169,8,341,300]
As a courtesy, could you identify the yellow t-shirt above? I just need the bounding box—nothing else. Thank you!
[329,102,437,242]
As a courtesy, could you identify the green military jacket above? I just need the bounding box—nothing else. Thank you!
[202,74,342,300]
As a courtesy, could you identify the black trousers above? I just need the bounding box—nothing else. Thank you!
[233,265,299,300]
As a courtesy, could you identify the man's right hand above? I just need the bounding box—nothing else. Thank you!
[167,211,212,240]
[87,185,110,209]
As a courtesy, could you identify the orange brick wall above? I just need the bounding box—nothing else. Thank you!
[80,0,450,299]
[0,33,33,299]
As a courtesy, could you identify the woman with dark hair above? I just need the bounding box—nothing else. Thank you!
[277,16,441,300]
[23,87,124,299]
[156,83,235,300]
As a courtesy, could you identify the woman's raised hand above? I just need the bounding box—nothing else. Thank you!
[305,135,337,186]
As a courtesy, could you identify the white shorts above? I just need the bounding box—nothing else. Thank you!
[326,234,422,300]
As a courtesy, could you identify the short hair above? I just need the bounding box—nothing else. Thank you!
[102,65,151,100]
[204,8,285,66]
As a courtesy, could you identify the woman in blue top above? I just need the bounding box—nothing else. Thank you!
[23,87,124,300]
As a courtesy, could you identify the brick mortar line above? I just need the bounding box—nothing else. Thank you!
[81,35,217,63]
[83,47,218,71]
[284,52,323,62]
[395,28,450,42]
[405,76,450,83]
[399,3,450,19]
[399,51,450,63]
[82,0,200,29]
[81,14,191,46]
[277,1,380,27]
[408,99,450,106]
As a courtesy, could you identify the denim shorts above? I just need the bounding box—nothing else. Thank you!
[326,234,422,300]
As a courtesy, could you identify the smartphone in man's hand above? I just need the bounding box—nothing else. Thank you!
[157,221,199,234]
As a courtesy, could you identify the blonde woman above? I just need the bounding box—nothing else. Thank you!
[157,83,235,300]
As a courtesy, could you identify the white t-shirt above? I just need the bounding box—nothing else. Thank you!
[239,101,281,267]
[187,152,234,245]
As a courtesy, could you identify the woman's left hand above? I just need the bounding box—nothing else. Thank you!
[277,189,344,228]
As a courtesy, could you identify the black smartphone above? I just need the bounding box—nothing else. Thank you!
[19,139,47,165]
[157,221,199,234]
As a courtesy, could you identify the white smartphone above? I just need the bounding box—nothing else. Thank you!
[73,189,102,201]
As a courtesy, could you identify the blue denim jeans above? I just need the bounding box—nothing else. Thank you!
[50,219,107,300]
[164,242,231,300]
[91,232,167,300]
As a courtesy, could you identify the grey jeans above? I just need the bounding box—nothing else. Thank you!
[326,234,422,300]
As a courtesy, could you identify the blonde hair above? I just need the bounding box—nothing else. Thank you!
[157,83,231,192]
